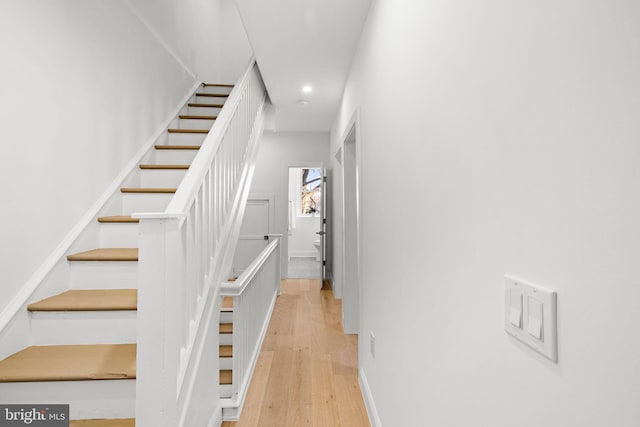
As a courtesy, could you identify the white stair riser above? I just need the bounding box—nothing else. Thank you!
[70,262,138,289]
[219,357,232,370]
[179,118,216,130]
[220,384,233,398]
[152,148,198,164]
[0,380,135,420]
[31,311,136,345]
[140,169,187,187]
[220,333,232,346]
[221,405,239,421]
[121,193,173,213]
[99,223,139,247]
[220,312,233,323]
[168,132,207,146]
[189,106,222,116]
[199,86,233,95]
[195,95,227,105]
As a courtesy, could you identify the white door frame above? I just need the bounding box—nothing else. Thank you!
[287,162,325,282]
[233,193,276,276]
[341,109,362,335]
[245,193,276,235]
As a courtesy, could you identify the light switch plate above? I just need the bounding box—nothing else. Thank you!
[504,275,557,362]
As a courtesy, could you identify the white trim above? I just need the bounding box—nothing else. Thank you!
[176,276,214,393]
[177,285,221,427]
[326,270,335,292]
[206,407,223,427]
[359,368,382,427]
[0,80,202,337]
[124,0,198,80]
[220,290,278,420]
[246,193,277,233]
[288,251,317,258]
[341,108,362,334]
[159,57,257,217]
[221,240,280,296]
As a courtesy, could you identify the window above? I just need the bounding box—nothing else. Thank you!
[300,168,321,216]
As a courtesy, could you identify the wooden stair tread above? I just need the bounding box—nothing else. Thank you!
[70,419,135,427]
[203,83,234,87]
[0,344,136,382]
[67,248,138,262]
[139,164,190,170]
[195,92,230,98]
[167,128,209,134]
[120,187,176,194]
[220,323,233,334]
[179,115,217,120]
[98,215,139,223]
[219,369,232,385]
[220,345,233,358]
[188,103,225,108]
[154,145,200,150]
[222,296,233,310]
[28,289,137,312]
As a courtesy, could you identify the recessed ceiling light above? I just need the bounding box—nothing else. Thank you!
[302,85,313,93]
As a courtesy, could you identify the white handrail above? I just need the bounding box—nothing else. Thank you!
[220,236,281,419]
[135,58,267,427]
[164,57,258,216]
[220,238,280,296]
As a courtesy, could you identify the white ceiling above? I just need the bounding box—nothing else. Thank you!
[234,0,372,132]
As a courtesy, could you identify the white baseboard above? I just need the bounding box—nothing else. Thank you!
[288,251,317,258]
[326,271,334,290]
[359,368,382,427]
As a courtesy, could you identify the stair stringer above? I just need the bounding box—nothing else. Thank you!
[0,80,201,361]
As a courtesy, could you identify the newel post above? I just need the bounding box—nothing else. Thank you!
[136,216,182,427]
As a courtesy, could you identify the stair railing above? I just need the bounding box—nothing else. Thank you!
[134,58,267,427]
[220,236,281,420]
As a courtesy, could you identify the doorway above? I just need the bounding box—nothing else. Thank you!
[231,194,275,277]
[342,125,359,334]
[287,167,323,280]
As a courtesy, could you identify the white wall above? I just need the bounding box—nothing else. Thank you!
[0,0,196,314]
[127,0,222,82]
[0,0,250,315]
[331,1,640,426]
[288,217,320,258]
[221,0,254,83]
[249,131,330,277]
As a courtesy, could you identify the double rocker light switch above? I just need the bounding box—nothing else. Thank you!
[504,275,557,362]
[527,297,543,340]
[509,291,522,328]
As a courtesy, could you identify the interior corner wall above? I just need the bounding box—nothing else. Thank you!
[249,131,330,278]
[220,0,254,84]
[126,0,223,82]
[0,0,199,314]
[331,1,640,426]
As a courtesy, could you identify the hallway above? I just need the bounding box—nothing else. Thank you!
[222,279,370,427]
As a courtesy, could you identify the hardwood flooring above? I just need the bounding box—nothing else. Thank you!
[222,279,370,427]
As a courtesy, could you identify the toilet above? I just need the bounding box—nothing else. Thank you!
[313,240,321,261]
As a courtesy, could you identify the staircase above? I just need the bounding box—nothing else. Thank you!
[0,84,234,425]
[219,295,234,398]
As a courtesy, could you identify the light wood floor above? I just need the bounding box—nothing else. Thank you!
[221,279,370,427]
